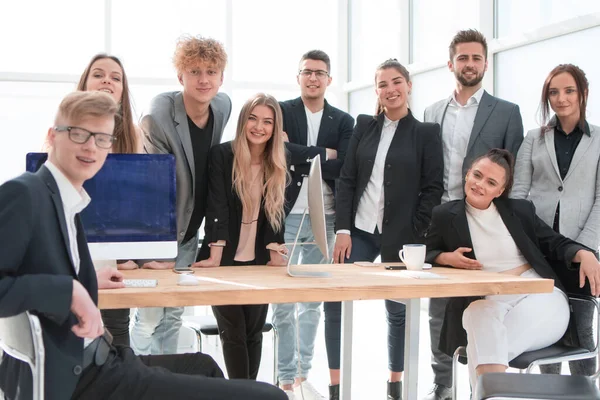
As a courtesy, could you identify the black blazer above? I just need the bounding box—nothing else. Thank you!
[280,97,355,214]
[424,197,590,357]
[0,166,98,400]
[336,111,444,261]
[198,142,285,265]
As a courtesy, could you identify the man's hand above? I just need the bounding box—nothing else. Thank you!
[117,260,138,270]
[71,280,104,339]
[576,250,600,296]
[435,248,483,270]
[191,258,220,268]
[96,267,125,289]
[141,261,175,270]
[326,148,337,160]
[267,249,287,267]
[333,233,351,264]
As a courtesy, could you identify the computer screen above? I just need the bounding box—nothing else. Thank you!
[26,153,178,260]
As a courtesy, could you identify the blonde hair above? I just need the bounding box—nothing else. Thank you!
[173,35,228,74]
[55,91,118,126]
[77,54,138,153]
[232,93,288,233]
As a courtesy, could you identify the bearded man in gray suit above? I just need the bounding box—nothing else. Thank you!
[131,35,232,355]
[422,29,523,400]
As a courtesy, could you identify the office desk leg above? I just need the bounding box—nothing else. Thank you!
[340,300,353,400]
[402,298,421,400]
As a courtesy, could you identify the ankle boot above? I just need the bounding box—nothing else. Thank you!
[387,380,402,400]
[329,384,339,400]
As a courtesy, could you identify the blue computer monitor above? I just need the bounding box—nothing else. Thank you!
[26,153,178,260]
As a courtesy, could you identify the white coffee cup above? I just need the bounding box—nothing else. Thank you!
[398,244,426,271]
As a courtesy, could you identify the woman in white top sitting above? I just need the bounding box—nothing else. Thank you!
[424,148,600,398]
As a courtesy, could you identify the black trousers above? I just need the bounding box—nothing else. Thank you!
[101,308,130,347]
[71,346,285,400]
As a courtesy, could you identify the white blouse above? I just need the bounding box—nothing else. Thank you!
[465,201,529,273]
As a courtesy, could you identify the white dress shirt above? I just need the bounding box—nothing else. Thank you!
[291,106,336,215]
[45,161,93,347]
[353,116,399,234]
[441,87,484,203]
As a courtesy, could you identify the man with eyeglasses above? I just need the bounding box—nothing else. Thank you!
[0,91,286,400]
[273,50,354,400]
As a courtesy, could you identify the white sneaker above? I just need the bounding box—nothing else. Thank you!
[283,389,296,400]
[293,381,326,400]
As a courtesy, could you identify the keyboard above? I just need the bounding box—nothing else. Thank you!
[123,279,158,288]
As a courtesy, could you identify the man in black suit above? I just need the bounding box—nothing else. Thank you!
[0,91,285,400]
[272,50,354,399]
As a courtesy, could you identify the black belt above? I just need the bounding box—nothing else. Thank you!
[82,330,113,370]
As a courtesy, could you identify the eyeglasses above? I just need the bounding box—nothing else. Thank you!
[299,69,329,79]
[54,126,115,149]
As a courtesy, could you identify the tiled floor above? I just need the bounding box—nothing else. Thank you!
[184,299,474,400]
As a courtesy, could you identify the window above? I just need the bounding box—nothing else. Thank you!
[410,67,455,121]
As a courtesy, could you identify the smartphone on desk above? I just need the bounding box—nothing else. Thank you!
[173,265,195,275]
[384,265,406,270]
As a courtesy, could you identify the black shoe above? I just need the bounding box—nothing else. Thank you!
[422,384,452,400]
[387,380,402,400]
[329,384,339,400]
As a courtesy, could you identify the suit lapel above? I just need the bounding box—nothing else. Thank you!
[451,201,476,259]
[38,166,77,276]
[543,128,562,181]
[75,214,98,302]
[292,98,309,145]
[466,91,496,155]
[316,100,334,147]
[564,132,593,182]
[210,100,224,147]
[174,93,195,191]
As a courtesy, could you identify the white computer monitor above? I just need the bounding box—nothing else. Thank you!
[26,153,178,260]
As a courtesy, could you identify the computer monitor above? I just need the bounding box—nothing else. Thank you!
[26,153,178,260]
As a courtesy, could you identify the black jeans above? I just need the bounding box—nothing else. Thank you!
[212,259,269,380]
[72,346,285,400]
[323,228,406,372]
[101,308,130,347]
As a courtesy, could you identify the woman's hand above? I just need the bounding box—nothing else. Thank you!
[116,260,138,270]
[575,250,600,296]
[435,247,483,270]
[333,233,351,264]
[141,261,175,270]
[267,249,287,267]
[191,257,221,268]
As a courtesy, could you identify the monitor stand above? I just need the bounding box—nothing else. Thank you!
[285,208,331,278]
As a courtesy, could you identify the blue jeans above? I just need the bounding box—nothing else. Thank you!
[323,228,406,372]
[130,235,198,355]
[271,213,335,385]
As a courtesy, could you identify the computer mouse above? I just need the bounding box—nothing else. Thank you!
[177,274,199,286]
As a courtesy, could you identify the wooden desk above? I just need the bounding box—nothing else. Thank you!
[99,264,553,400]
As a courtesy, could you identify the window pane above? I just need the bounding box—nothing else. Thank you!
[349,0,403,82]
[231,0,339,84]
[495,27,600,132]
[410,67,455,121]
[411,0,479,63]
[0,0,104,74]
[129,82,181,121]
[349,87,377,118]
[0,82,75,184]
[497,0,600,37]
[111,0,226,79]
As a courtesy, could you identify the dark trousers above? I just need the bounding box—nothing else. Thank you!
[72,346,285,400]
[323,228,406,372]
[101,308,130,347]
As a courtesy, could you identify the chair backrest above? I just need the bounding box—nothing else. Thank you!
[0,312,45,400]
[568,294,600,354]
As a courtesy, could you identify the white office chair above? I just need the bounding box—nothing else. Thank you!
[0,312,45,400]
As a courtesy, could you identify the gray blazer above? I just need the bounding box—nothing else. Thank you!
[512,121,600,250]
[424,90,524,179]
[141,91,232,242]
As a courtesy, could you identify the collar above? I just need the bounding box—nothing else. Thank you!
[450,86,485,107]
[44,160,91,214]
[550,116,591,137]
